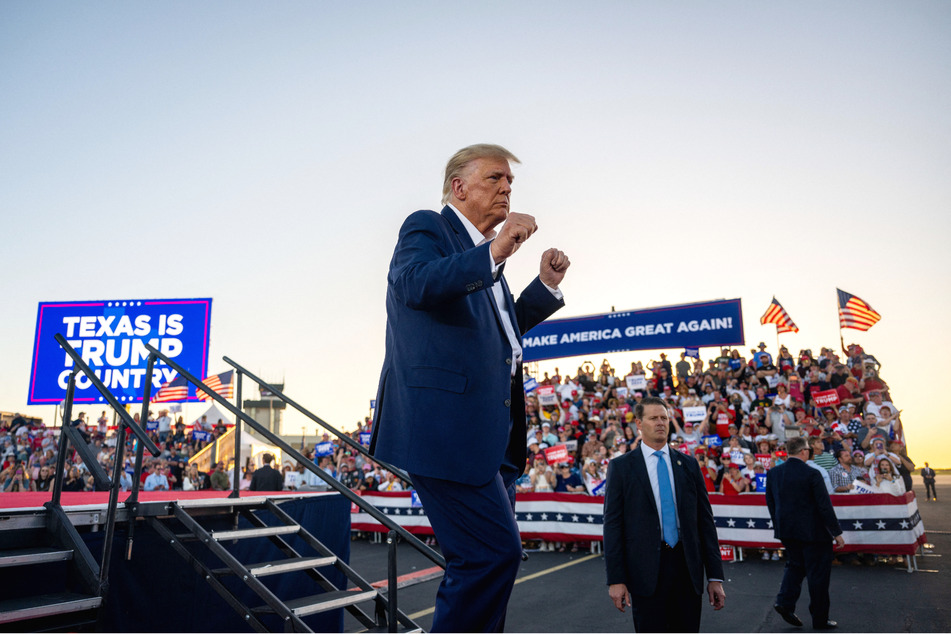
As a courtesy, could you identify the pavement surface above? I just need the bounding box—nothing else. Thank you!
[343,476,951,633]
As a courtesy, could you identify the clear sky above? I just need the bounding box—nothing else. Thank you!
[2,2,949,466]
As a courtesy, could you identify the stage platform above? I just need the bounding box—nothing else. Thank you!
[1,490,354,632]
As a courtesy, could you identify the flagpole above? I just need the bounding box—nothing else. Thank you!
[836,288,846,356]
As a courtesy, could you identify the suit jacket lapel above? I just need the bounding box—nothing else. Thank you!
[440,207,518,338]
[670,449,689,517]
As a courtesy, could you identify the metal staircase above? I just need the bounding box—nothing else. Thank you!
[145,497,414,632]
[4,336,441,632]
[0,507,102,630]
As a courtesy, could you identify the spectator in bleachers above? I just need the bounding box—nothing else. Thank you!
[889,441,916,493]
[529,454,554,492]
[144,463,169,492]
[829,449,865,492]
[721,462,750,495]
[863,437,900,479]
[872,458,906,495]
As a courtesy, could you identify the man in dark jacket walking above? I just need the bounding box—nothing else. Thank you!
[766,436,845,630]
[249,453,283,492]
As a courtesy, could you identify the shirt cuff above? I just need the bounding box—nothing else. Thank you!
[542,281,564,301]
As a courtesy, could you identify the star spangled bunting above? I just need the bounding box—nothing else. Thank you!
[837,289,881,331]
[760,297,799,334]
[152,375,188,403]
[196,370,234,401]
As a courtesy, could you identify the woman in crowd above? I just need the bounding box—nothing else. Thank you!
[873,458,906,495]
[720,462,750,495]
[182,463,205,491]
[7,465,36,492]
[582,458,605,495]
[240,463,255,490]
[34,465,54,492]
[62,466,85,492]
[529,454,555,493]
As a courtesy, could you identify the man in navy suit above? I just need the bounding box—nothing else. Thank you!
[766,436,845,630]
[370,144,569,632]
[603,396,726,632]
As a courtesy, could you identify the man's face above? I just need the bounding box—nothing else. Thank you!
[837,451,851,466]
[870,392,882,403]
[635,404,670,448]
[455,157,513,232]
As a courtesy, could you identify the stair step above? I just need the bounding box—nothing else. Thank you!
[0,592,101,625]
[0,547,74,568]
[211,525,300,541]
[213,555,338,577]
[254,589,377,617]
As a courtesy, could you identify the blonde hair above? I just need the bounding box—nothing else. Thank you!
[441,144,520,205]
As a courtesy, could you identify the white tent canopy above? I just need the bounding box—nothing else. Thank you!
[192,403,232,428]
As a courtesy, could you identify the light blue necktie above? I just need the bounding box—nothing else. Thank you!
[654,450,679,547]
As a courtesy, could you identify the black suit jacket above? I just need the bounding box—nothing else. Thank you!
[766,457,842,543]
[603,445,724,597]
[249,465,284,492]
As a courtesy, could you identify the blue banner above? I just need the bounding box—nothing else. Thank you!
[193,430,212,443]
[28,298,212,405]
[523,377,538,393]
[359,432,372,447]
[522,299,744,362]
[315,441,335,457]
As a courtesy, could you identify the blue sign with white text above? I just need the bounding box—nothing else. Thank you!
[522,299,744,362]
[29,298,212,405]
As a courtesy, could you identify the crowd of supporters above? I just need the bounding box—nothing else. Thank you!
[0,342,923,514]
[516,342,917,501]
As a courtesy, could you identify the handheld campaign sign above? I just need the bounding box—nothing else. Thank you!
[683,406,707,422]
[536,385,558,406]
[626,374,647,390]
[702,434,723,447]
[813,389,841,407]
[315,441,335,457]
[29,298,212,405]
[359,432,372,447]
[544,444,570,464]
[523,376,538,393]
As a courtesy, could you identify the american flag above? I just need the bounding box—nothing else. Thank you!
[196,370,234,401]
[152,375,189,403]
[837,288,881,331]
[760,297,799,334]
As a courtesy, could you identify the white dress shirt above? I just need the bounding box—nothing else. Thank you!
[447,205,562,376]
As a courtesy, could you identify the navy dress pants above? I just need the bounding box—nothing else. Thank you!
[410,471,523,633]
[776,538,834,628]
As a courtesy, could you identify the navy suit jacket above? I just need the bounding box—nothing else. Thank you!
[370,207,564,486]
[603,446,724,597]
[766,457,842,543]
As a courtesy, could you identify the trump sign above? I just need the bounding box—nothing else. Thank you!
[29,298,212,405]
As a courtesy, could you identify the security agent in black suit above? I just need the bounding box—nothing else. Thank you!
[604,396,726,632]
[249,452,284,492]
[766,436,845,630]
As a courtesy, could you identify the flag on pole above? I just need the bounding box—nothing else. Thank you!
[152,375,189,403]
[837,289,881,331]
[196,370,235,401]
[760,297,799,334]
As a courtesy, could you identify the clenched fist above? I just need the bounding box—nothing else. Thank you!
[539,248,570,289]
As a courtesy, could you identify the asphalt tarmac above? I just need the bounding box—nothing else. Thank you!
[344,475,951,633]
